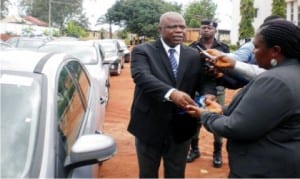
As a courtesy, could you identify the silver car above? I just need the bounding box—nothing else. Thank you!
[117,39,131,63]
[98,39,125,76]
[5,36,52,49]
[0,50,116,178]
[39,40,110,127]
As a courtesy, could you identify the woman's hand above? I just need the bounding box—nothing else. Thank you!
[205,98,223,114]
[185,105,206,118]
[205,49,236,69]
[185,97,223,118]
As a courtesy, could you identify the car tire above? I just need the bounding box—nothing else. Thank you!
[121,59,125,69]
[124,54,130,63]
[116,62,122,76]
[104,79,110,108]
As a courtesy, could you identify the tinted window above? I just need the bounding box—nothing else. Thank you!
[66,61,90,105]
[57,61,87,157]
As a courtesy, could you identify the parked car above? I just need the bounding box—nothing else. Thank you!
[38,40,110,112]
[0,50,116,178]
[6,36,52,49]
[116,39,131,63]
[0,40,13,50]
[98,39,125,76]
[54,36,80,41]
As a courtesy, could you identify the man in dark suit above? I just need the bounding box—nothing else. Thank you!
[127,12,216,178]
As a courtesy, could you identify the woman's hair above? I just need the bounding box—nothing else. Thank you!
[257,19,300,59]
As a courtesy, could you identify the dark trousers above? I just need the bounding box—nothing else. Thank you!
[190,86,225,153]
[135,136,190,178]
[190,124,223,153]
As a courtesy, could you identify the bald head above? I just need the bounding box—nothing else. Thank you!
[158,11,186,47]
[159,12,185,27]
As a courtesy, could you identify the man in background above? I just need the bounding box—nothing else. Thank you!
[188,19,229,168]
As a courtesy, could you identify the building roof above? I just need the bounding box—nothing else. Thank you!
[23,16,48,27]
[0,15,48,27]
[0,15,33,24]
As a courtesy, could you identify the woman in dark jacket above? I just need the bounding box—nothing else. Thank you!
[185,19,300,177]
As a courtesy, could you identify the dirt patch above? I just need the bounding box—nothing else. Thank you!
[98,63,238,178]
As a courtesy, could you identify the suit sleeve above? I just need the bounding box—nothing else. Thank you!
[233,61,265,80]
[201,76,293,141]
[131,45,174,101]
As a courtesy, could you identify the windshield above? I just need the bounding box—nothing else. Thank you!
[0,73,42,178]
[17,39,45,49]
[39,44,98,64]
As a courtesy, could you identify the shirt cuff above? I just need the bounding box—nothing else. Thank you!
[164,88,176,101]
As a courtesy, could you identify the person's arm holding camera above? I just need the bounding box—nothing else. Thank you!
[205,49,265,81]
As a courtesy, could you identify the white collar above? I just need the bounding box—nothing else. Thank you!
[160,38,180,54]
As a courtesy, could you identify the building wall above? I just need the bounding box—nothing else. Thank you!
[184,28,200,42]
[0,22,57,36]
[230,0,272,45]
[184,28,230,44]
[286,0,300,26]
[231,0,241,45]
[253,0,272,30]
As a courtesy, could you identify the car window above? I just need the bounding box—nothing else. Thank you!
[57,62,87,156]
[1,72,42,178]
[66,61,90,104]
[5,37,18,46]
[17,40,45,49]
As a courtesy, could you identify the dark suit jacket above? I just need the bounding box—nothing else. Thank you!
[201,59,300,177]
[128,40,216,145]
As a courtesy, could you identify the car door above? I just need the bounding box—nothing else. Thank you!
[55,60,91,177]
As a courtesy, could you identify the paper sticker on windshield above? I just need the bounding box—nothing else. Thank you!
[0,74,33,86]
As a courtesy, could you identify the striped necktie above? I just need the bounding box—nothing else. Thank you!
[168,48,178,79]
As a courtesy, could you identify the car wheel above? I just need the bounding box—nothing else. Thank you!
[105,79,110,107]
[116,62,122,76]
[121,59,125,69]
[124,54,130,63]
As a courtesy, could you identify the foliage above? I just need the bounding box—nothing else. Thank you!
[102,0,181,38]
[183,0,217,28]
[239,0,255,40]
[229,44,238,52]
[43,29,60,37]
[20,0,89,29]
[21,26,34,35]
[117,30,128,39]
[62,20,88,38]
[0,0,10,19]
[272,0,286,18]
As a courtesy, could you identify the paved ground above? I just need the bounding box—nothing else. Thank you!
[98,62,238,178]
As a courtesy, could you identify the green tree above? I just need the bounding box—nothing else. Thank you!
[239,0,255,40]
[20,0,89,29]
[62,20,88,38]
[183,0,217,28]
[0,0,10,19]
[101,0,181,39]
[272,0,286,18]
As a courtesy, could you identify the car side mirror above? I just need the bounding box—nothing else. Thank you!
[65,134,116,169]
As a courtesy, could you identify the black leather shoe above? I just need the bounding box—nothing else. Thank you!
[186,150,200,163]
[213,153,222,168]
